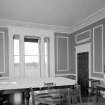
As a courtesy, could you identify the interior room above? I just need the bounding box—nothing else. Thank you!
[0,0,105,105]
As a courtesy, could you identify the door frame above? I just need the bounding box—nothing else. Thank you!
[75,43,91,82]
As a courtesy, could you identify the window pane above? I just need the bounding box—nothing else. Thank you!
[44,38,50,77]
[14,40,19,56]
[45,42,48,56]
[25,56,39,63]
[24,36,40,79]
[14,35,20,63]
[24,42,39,55]
[14,56,20,63]
[13,35,20,78]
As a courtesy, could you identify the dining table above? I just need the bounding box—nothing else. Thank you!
[0,77,76,105]
[96,83,105,102]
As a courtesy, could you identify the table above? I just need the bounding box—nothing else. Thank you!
[0,77,76,105]
[96,84,105,102]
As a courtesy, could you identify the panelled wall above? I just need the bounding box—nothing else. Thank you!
[55,33,76,79]
[0,19,105,80]
[55,18,105,80]
[71,18,105,79]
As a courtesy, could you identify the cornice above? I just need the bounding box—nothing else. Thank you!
[0,6,105,34]
[71,6,105,33]
[0,18,72,33]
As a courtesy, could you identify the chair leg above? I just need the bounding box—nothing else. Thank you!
[79,92,82,103]
[67,88,73,105]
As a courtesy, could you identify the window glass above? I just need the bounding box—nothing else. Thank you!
[44,38,50,77]
[13,35,20,77]
[24,36,40,78]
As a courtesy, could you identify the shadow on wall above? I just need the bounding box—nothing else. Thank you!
[63,75,76,80]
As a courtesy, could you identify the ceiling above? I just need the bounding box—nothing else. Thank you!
[0,0,105,28]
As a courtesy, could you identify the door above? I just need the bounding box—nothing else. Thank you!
[77,52,89,97]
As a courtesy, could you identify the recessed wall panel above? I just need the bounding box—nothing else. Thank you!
[0,32,5,73]
[93,24,103,73]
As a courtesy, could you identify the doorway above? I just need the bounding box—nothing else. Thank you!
[77,52,88,97]
[76,43,91,97]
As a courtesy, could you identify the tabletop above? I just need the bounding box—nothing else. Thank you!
[0,77,76,91]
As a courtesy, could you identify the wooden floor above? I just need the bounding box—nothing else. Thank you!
[73,103,105,105]
[29,96,105,105]
[70,96,105,105]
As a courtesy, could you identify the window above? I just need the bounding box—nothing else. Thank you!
[14,35,20,64]
[13,34,51,79]
[24,36,41,78]
[13,35,20,78]
[44,38,50,77]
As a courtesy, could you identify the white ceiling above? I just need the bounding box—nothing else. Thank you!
[0,0,105,28]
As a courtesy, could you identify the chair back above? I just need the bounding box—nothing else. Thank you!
[91,80,100,88]
[43,82,56,94]
[30,88,35,105]
[72,84,82,103]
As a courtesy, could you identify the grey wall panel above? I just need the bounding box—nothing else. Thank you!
[103,24,105,73]
[0,33,4,73]
[0,27,9,78]
[57,38,67,70]
[69,35,76,74]
[55,33,71,75]
[94,25,103,73]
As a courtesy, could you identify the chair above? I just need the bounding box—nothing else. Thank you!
[30,82,69,105]
[88,79,101,102]
[71,84,82,104]
[0,94,8,105]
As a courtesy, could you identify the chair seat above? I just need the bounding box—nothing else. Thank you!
[36,92,65,100]
[35,90,67,105]
[30,83,69,105]
[35,90,62,98]
[36,95,66,105]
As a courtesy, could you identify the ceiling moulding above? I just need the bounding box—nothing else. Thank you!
[71,6,105,34]
[0,18,72,33]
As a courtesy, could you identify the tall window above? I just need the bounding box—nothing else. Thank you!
[24,36,40,78]
[13,35,50,79]
[44,38,50,77]
[13,35,20,78]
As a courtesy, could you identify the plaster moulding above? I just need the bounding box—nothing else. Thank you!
[71,6,105,33]
[0,18,72,33]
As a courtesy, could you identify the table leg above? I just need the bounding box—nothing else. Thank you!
[96,87,99,102]
[24,89,30,105]
[30,88,35,105]
[67,88,72,105]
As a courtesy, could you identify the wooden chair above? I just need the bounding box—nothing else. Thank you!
[30,82,70,105]
[88,79,101,102]
[0,94,8,105]
[71,84,82,104]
